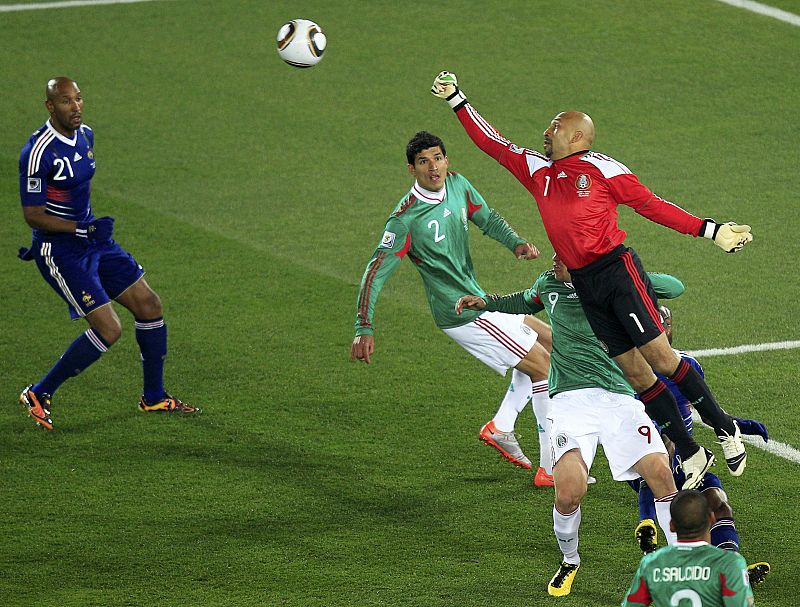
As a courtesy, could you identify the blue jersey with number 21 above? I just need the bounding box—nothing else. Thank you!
[19,120,97,238]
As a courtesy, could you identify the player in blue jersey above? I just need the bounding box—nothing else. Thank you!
[632,305,770,587]
[17,76,198,429]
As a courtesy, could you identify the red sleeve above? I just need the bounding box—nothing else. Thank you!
[607,173,704,237]
[624,576,653,605]
[454,103,541,189]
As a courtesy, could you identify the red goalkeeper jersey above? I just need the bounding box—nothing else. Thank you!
[455,103,705,269]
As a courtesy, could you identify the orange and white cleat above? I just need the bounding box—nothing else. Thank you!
[20,385,53,430]
[479,420,532,469]
[533,467,555,487]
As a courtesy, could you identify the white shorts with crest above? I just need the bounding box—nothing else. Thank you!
[442,311,537,375]
[548,387,667,481]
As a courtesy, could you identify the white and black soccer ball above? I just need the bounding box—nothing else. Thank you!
[276,19,327,68]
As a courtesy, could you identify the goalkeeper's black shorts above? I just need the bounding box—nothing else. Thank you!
[570,245,665,358]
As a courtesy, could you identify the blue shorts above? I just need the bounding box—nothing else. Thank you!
[628,458,724,494]
[33,236,145,320]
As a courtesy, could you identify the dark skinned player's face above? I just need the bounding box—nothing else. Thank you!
[46,83,83,135]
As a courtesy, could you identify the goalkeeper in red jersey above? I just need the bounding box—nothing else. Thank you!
[432,72,752,489]
[351,131,553,477]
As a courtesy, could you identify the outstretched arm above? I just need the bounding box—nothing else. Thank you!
[456,290,538,316]
[351,218,409,363]
[456,174,539,259]
[432,71,549,188]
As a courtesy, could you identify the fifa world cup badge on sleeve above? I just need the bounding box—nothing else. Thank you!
[27,177,42,193]
[380,230,396,248]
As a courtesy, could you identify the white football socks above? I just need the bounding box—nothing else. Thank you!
[493,369,532,432]
[531,380,552,473]
[553,505,581,564]
[655,493,678,545]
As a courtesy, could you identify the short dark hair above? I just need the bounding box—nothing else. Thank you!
[406,131,446,165]
[670,490,711,539]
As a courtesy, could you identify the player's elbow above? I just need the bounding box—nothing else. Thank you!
[22,206,48,230]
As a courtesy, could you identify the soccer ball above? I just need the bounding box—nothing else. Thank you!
[276,19,327,68]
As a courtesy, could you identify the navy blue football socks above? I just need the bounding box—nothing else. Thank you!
[135,317,168,403]
[34,328,109,396]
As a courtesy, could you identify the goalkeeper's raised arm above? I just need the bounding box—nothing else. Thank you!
[431,69,754,485]
[431,71,533,180]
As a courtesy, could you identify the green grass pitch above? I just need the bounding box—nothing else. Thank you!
[1,1,798,605]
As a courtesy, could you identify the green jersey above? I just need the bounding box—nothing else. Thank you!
[484,272,684,397]
[354,173,526,335]
[622,542,754,607]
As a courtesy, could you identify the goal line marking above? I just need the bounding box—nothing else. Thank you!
[714,0,800,26]
[686,340,800,358]
[691,411,800,465]
[0,0,161,12]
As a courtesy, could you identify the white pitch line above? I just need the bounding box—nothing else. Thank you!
[715,0,800,26]
[0,0,160,12]
[691,411,800,465]
[686,340,800,358]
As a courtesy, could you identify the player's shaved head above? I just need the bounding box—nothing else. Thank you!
[46,76,79,100]
[558,111,595,147]
[543,111,595,159]
[44,76,83,136]
[670,490,713,540]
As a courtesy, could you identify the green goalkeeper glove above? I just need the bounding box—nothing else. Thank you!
[701,220,753,253]
[431,71,467,109]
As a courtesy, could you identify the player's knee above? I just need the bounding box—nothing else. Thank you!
[705,488,732,518]
[555,488,585,512]
[553,474,587,511]
[139,290,162,318]
[95,319,122,345]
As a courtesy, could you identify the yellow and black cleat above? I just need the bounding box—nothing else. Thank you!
[548,561,580,597]
[747,562,770,587]
[635,519,658,555]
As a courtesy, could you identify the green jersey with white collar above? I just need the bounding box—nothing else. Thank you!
[355,172,526,335]
[622,542,753,607]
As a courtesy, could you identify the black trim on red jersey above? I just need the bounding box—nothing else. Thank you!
[554,149,592,162]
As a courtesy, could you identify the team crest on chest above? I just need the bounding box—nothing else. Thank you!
[576,174,592,198]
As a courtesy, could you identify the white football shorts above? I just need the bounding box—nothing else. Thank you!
[443,311,538,375]
[548,387,667,481]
